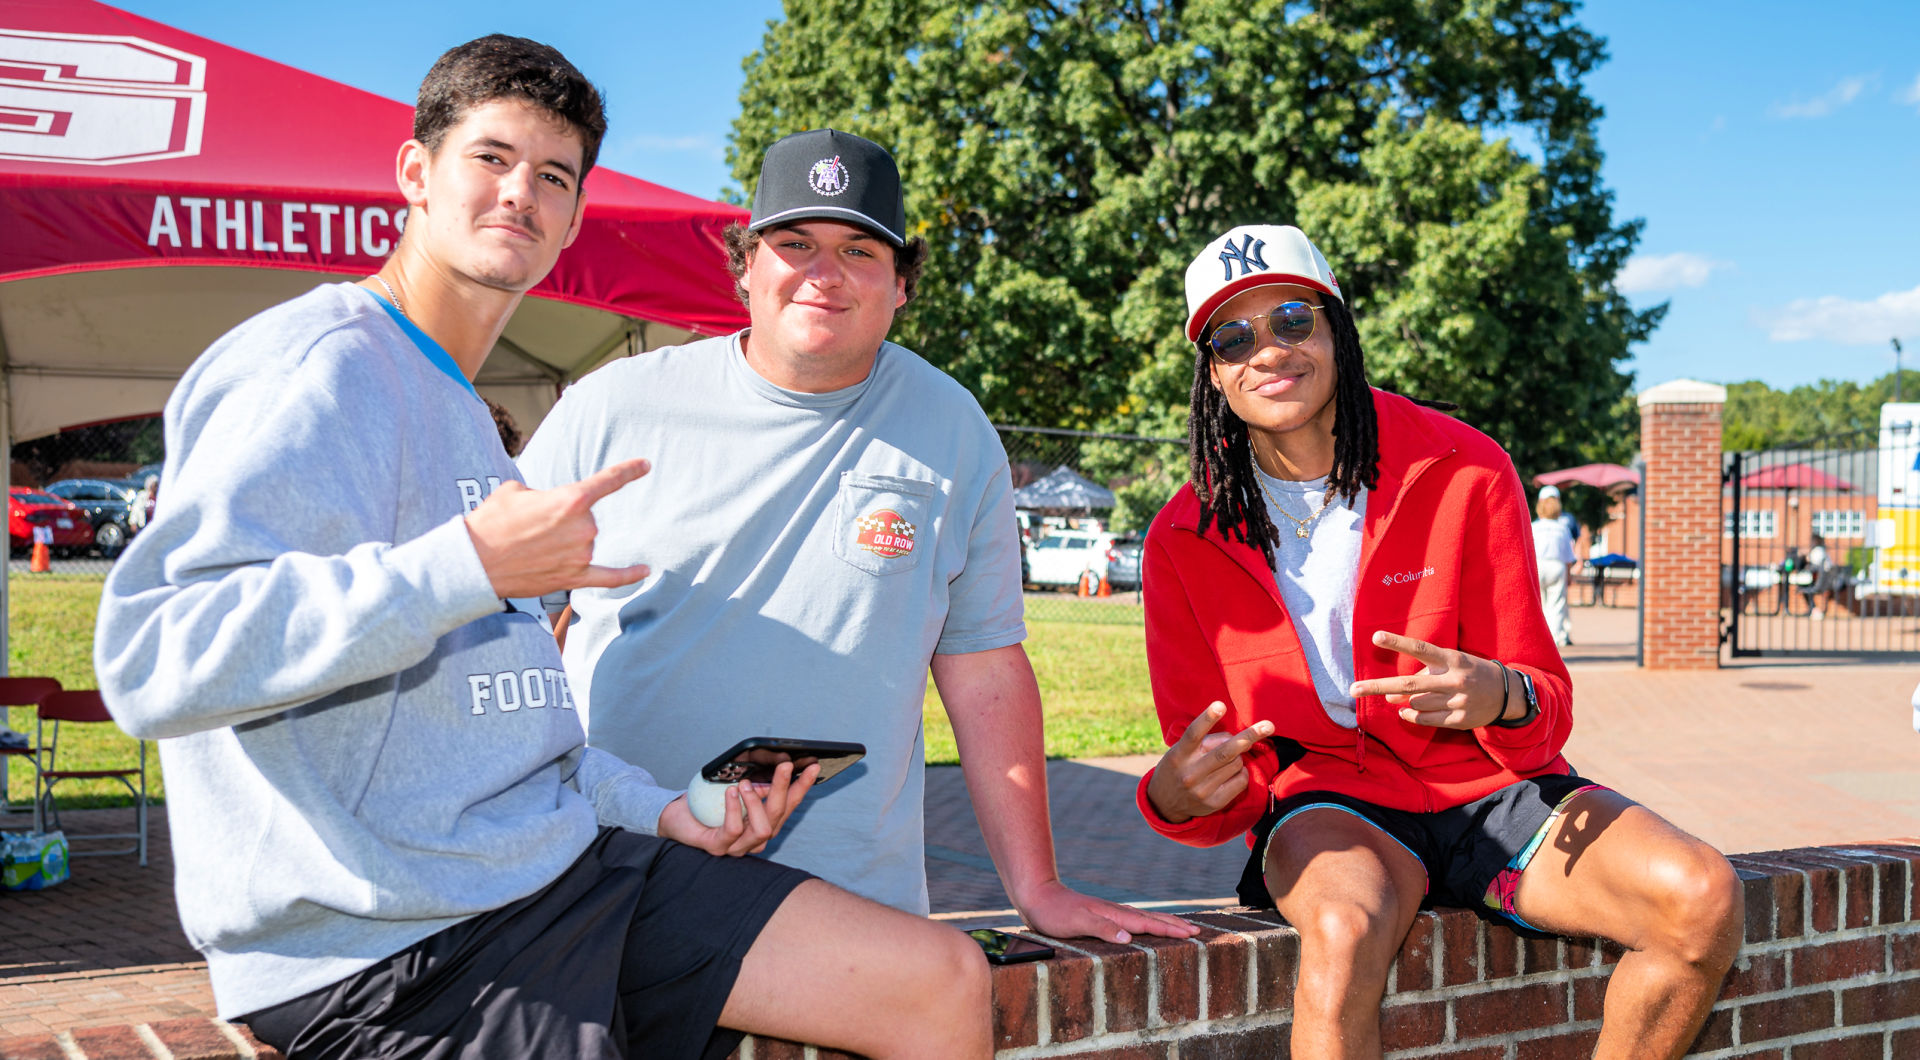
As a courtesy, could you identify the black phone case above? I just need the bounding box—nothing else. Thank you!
[968,929,1055,965]
[699,737,867,784]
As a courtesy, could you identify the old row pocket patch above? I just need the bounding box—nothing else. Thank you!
[834,471,936,576]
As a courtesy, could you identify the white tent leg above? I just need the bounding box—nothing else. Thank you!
[1,301,13,678]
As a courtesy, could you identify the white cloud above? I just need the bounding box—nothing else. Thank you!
[1617,252,1725,294]
[1766,284,1920,344]
[1769,74,1874,119]
[1902,73,1920,109]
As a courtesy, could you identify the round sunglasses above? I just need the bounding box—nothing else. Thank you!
[1199,301,1325,363]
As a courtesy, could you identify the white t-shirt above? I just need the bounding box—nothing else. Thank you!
[1256,469,1366,729]
[1532,517,1575,567]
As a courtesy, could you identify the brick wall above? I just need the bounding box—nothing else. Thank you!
[5,843,1914,1060]
[738,842,1919,1059]
[1640,380,1728,670]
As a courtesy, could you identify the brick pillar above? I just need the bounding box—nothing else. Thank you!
[1638,380,1726,669]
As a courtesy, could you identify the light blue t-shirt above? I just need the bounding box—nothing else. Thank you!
[1256,469,1367,728]
[517,332,1027,914]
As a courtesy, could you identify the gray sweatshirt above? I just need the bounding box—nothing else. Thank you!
[95,284,678,1018]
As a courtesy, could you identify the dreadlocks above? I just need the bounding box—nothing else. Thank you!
[1188,296,1381,568]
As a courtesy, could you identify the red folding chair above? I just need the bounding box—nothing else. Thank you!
[0,676,61,817]
[35,690,148,866]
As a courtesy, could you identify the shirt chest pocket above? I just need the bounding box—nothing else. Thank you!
[833,472,937,577]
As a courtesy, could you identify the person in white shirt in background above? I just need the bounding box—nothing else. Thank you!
[1804,533,1840,620]
[1532,485,1576,648]
[128,476,158,533]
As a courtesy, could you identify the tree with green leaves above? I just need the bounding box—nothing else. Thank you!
[729,0,1656,482]
[1722,371,1920,452]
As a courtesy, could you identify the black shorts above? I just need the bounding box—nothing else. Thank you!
[1236,772,1607,938]
[244,828,812,1060]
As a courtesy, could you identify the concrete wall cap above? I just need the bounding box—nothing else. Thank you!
[1638,379,1727,407]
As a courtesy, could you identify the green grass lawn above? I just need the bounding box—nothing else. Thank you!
[3,575,1166,808]
[5,573,149,809]
[922,617,1163,765]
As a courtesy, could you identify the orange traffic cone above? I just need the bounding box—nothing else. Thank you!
[29,541,51,573]
[1097,574,1112,597]
[1077,570,1093,597]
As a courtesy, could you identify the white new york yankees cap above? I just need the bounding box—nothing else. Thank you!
[1184,224,1344,342]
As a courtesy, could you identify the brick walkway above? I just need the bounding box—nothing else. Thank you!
[4,601,1918,1042]
[1551,603,1920,854]
[0,806,209,1041]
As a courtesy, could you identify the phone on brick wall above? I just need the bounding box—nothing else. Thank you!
[967,929,1055,965]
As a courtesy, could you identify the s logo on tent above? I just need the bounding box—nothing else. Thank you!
[0,29,207,165]
[854,508,916,558]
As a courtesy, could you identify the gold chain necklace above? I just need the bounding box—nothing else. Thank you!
[374,275,408,320]
[1255,470,1335,540]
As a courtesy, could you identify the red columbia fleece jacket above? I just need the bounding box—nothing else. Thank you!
[1135,388,1573,850]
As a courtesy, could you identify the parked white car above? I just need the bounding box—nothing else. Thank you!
[1024,530,1115,588]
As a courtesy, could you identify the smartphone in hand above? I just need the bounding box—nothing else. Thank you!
[699,737,866,786]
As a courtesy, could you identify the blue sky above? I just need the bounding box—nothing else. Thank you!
[1582,2,1920,392]
[111,1,1920,394]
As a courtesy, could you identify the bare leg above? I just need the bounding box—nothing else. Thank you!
[1266,809,1427,1060]
[1511,791,1743,1060]
[718,880,991,1059]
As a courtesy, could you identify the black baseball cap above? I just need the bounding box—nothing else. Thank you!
[747,128,906,247]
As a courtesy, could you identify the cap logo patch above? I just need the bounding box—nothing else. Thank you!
[1218,234,1268,279]
[854,508,916,558]
[808,155,850,196]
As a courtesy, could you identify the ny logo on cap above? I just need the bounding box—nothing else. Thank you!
[1219,234,1268,280]
[808,155,850,197]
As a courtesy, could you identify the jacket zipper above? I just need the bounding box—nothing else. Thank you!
[1346,445,1458,782]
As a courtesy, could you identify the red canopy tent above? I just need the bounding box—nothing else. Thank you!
[1738,463,1855,492]
[0,0,749,446]
[1534,463,1640,491]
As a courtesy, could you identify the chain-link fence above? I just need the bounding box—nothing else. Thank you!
[996,425,1187,625]
[3,417,1186,614]
[8,417,163,578]
[5,419,162,807]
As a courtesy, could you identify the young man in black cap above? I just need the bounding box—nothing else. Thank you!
[97,43,988,1060]
[521,129,1198,944]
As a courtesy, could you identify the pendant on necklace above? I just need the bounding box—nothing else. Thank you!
[1296,525,1310,539]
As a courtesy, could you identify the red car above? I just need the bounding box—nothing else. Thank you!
[9,488,95,556]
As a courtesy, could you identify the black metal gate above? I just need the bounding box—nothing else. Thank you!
[1724,423,1920,656]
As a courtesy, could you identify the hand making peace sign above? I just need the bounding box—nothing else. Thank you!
[1347,630,1517,730]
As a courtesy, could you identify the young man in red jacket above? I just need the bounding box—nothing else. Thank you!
[1138,224,1742,1059]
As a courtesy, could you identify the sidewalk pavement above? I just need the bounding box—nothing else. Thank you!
[5,601,1918,1037]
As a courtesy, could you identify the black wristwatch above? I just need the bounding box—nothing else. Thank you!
[1491,669,1539,728]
